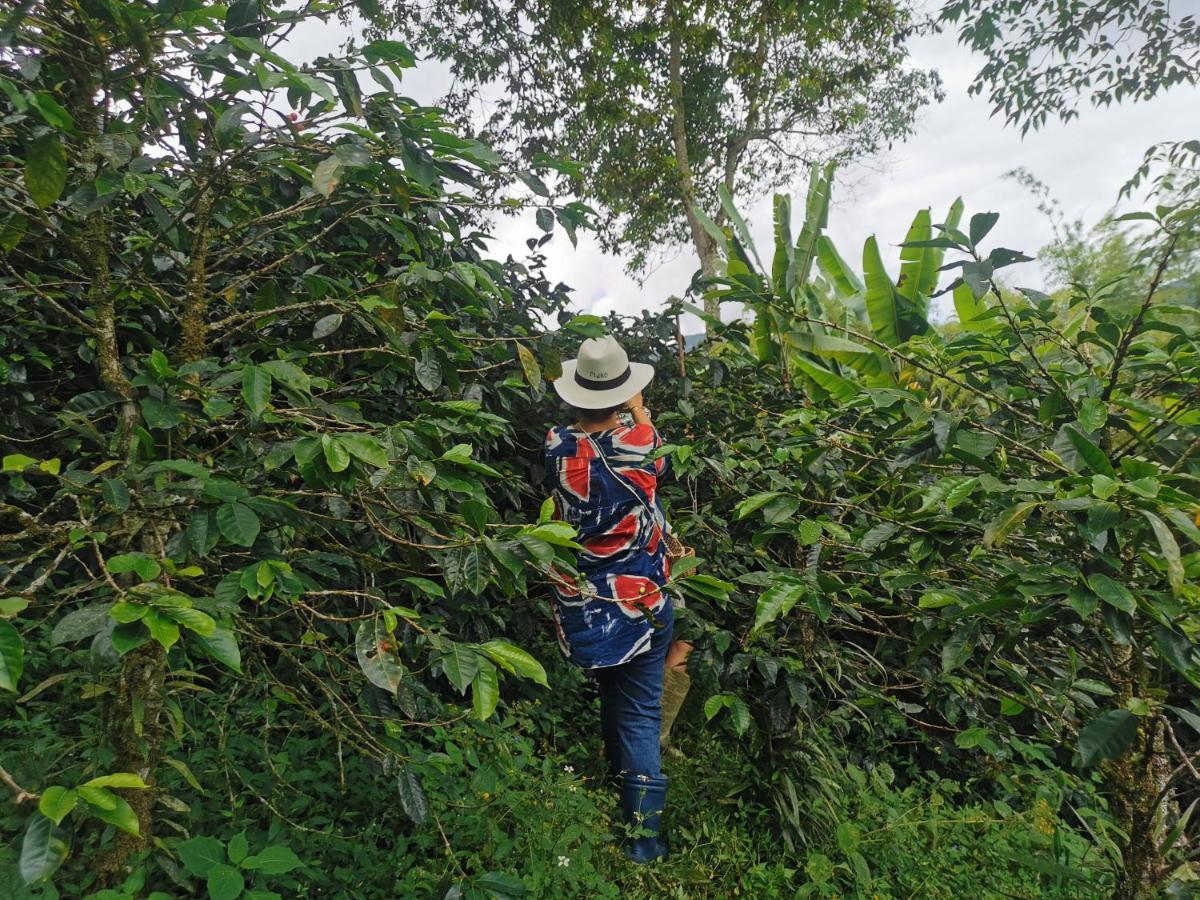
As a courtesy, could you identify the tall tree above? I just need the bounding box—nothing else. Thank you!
[942,0,1200,135]
[370,0,940,316]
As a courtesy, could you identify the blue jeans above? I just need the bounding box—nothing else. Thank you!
[595,602,674,779]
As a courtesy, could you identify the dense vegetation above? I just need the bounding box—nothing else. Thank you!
[1,2,1197,899]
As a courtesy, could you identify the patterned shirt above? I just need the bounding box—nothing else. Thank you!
[544,423,671,668]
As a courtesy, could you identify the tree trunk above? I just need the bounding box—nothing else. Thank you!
[180,178,216,364]
[1105,646,1168,899]
[96,641,166,884]
[666,3,720,321]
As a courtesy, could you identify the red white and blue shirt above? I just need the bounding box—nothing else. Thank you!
[544,423,671,668]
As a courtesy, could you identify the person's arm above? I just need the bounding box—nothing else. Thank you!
[622,392,668,477]
[623,391,652,427]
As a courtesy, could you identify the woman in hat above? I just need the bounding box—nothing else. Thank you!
[543,334,686,864]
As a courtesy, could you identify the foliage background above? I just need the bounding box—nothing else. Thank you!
[1,2,1198,899]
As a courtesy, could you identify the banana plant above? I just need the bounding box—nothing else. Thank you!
[699,168,966,400]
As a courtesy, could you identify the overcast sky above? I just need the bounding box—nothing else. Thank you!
[285,13,1200,329]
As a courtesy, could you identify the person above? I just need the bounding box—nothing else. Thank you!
[543,334,686,864]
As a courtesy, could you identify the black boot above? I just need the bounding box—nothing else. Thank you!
[619,773,668,864]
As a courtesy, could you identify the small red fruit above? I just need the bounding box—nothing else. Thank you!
[287,112,299,122]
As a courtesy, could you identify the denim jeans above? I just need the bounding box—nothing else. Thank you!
[594,602,674,779]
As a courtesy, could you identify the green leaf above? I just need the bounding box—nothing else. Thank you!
[101,477,131,512]
[20,814,70,884]
[397,765,428,824]
[144,609,181,651]
[718,184,763,272]
[177,835,226,877]
[794,162,835,285]
[793,358,859,402]
[0,211,27,251]
[86,792,140,835]
[918,591,958,609]
[953,281,995,332]
[946,476,980,510]
[29,92,74,130]
[241,365,271,415]
[163,606,217,637]
[704,694,734,720]
[752,580,805,633]
[217,502,260,547]
[968,211,999,245]
[38,787,77,826]
[761,494,800,525]
[107,552,160,580]
[1141,510,1184,596]
[312,155,343,197]
[729,697,751,736]
[227,832,248,866]
[241,845,303,875]
[897,208,933,306]
[1063,425,1114,476]
[322,434,351,472]
[815,235,864,299]
[338,433,389,468]
[0,597,30,618]
[734,492,781,520]
[1087,573,1136,614]
[0,619,23,692]
[195,626,242,673]
[355,618,404,693]
[313,313,343,339]
[83,773,148,790]
[206,863,244,900]
[982,501,1039,548]
[1078,398,1108,432]
[110,602,148,623]
[25,133,68,208]
[414,347,442,392]
[479,640,548,687]
[1077,709,1139,767]
[52,604,114,645]
[471,658,500,720]
[863,236,900,346]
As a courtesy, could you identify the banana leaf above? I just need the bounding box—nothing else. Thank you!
[750,303,776,364]
[953,281,1000,332]
[816,235,864,300]
[771,194,795,300]
[793,162,835,295]
[793,357,860,403]
[863,235,901,346]
[928,197,965,298]
[791,332,886,377]
[897,208,933,307]
[718,184,764,274]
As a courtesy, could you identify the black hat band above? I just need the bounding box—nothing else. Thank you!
[574,367,631,391]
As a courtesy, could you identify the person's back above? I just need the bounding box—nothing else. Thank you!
[544,421,670,667]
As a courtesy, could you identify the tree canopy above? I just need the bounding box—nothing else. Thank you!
[372,0,940,310]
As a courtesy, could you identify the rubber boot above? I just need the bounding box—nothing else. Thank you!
[659,664,691,747]
[620,773,669,864]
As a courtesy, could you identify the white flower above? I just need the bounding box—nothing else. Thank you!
[568,784,577,792]
[563,765,575,774]
[557,856,570,868]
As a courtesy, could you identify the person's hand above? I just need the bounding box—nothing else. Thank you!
[622,391,644,411]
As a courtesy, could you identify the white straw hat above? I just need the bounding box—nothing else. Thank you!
[552,335,655,409]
